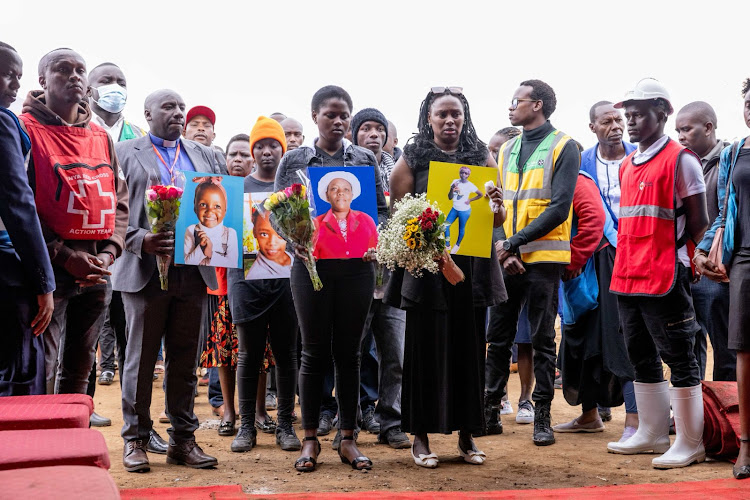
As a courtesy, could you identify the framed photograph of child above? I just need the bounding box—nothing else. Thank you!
[426,161,496,258]
[307,166,378,260]
[174,172,243,268]
[242,192,293,279]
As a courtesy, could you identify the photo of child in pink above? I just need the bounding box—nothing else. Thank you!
[184,176,239,267]
[313,171,377,259]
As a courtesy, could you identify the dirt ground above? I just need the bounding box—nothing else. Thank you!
[95,342,731,495]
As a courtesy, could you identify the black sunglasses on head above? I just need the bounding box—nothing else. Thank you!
[431,86,463,95]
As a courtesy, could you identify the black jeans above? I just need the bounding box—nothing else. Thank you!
[236,285,298,426]
[292,259,375,431]
[485,263,563,404]
[617,265,701,387]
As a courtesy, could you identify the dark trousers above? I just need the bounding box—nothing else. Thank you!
[485,263,563,404]
[87,287,128,398]
[45,274,110,394]
[292,259,375,431]
[236,285,298,426]
[320,361,337,418]
[617,265,701,388]
[359,330,379,409]
[691,277,735,381]
[0,287,45,396]
[121,267,205,444]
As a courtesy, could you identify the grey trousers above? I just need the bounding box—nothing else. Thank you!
[120,267,205,444]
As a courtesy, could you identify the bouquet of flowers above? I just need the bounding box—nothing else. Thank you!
[263,183,322,291]
[377,193,464,284]
[145,184,183,290]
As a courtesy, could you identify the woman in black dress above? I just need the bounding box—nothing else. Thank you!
[694,78,750,479]
[387,86,507,468]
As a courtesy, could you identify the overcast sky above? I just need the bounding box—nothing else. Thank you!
[3,0,748,152]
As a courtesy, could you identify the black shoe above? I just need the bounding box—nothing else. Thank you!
[332,427,359,450]
[377,426,411,449]
[598,407,612,422]
[532,401,555,446]
[484,400,503,436]
[98,371,114,385]
[317,413,335,436]
[231,425,257,452]
[275,421,301,451]
[360,406,381,434]
[89,412,111,427]
[255,414,276,434]
[146,429,168,455]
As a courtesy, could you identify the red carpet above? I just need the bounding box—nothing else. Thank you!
[702,381,741,460]
[121,478,747,499]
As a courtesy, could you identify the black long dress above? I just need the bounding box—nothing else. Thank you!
[385,144,507,435]
[559,244,635,408]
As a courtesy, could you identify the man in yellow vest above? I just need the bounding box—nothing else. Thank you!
[485,79,580,446]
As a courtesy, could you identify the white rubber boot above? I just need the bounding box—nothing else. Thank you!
[652,385,706,468]
[607,381,670,454]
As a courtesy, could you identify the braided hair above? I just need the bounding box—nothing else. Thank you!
[742,78,750,97]
[404,89,488,170]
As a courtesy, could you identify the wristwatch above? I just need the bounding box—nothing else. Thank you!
[502,240,513,252]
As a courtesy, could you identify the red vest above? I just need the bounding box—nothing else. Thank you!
[20,114,116,240]
[610,139,691,297]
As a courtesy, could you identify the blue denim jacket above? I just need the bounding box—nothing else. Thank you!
[696,138,746,263]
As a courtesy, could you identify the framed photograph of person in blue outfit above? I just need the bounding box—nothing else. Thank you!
[175,172,243,269]
[307,166,378,260]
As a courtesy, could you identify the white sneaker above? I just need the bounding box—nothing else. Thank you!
[500,400,513,415]
[450,244,460,254]
[516,400,534,424]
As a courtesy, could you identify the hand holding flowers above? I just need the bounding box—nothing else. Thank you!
[145,184,184,290]
[376,193,465,284]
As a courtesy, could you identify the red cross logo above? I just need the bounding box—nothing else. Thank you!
[67,179,115,228]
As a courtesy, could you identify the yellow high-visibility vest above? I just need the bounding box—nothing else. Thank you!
[499,129,573,264]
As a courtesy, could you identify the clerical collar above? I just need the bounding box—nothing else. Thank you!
[150,132,179,148]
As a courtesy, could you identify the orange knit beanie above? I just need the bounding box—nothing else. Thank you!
[249,116,287,158]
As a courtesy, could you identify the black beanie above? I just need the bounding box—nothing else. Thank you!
[351,108,388,146]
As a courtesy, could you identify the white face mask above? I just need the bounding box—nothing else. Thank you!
[94,83,127,113]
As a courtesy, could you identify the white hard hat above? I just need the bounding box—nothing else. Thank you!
[614,78,673,115]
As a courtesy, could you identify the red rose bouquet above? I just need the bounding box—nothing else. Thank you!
[145,184,183,290]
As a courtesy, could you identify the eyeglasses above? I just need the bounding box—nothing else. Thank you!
[431,86,463,95]
[510,98,539,110]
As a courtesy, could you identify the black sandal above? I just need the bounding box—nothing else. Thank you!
[218,418,236,436]
[338,434,372,470]
[255,414,276,434]
[734,438,750,480]
[294,437,321,473]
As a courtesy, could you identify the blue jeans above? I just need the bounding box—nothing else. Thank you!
[691,277,735,381]
[445,208,470,247]
[361,299,406,433]
[208,367,222,408]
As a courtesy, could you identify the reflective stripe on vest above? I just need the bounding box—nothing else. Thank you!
[499,129,573,264]
[610,139,688,297]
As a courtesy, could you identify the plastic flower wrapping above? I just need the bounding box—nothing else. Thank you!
[262,182,322,291]
[145,184,184,290]
[376,193,449,278]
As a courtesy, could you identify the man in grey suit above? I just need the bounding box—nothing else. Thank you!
[114,89,222,472]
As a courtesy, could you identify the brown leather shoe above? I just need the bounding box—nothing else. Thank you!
[123,439,150,473]
[166,440,218,469]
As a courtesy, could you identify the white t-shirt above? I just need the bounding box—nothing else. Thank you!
[631,135,706,267]
[450,180,479,212]
[595,148,624,217]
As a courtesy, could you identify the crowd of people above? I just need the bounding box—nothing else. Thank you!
[1,41,748,482]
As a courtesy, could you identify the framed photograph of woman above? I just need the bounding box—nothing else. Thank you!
[175,173,243,268]
[242,192,293,279]
[307,166,378,259]
[426,161,496,258]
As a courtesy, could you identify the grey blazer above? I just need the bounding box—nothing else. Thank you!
[111,134,226,293]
